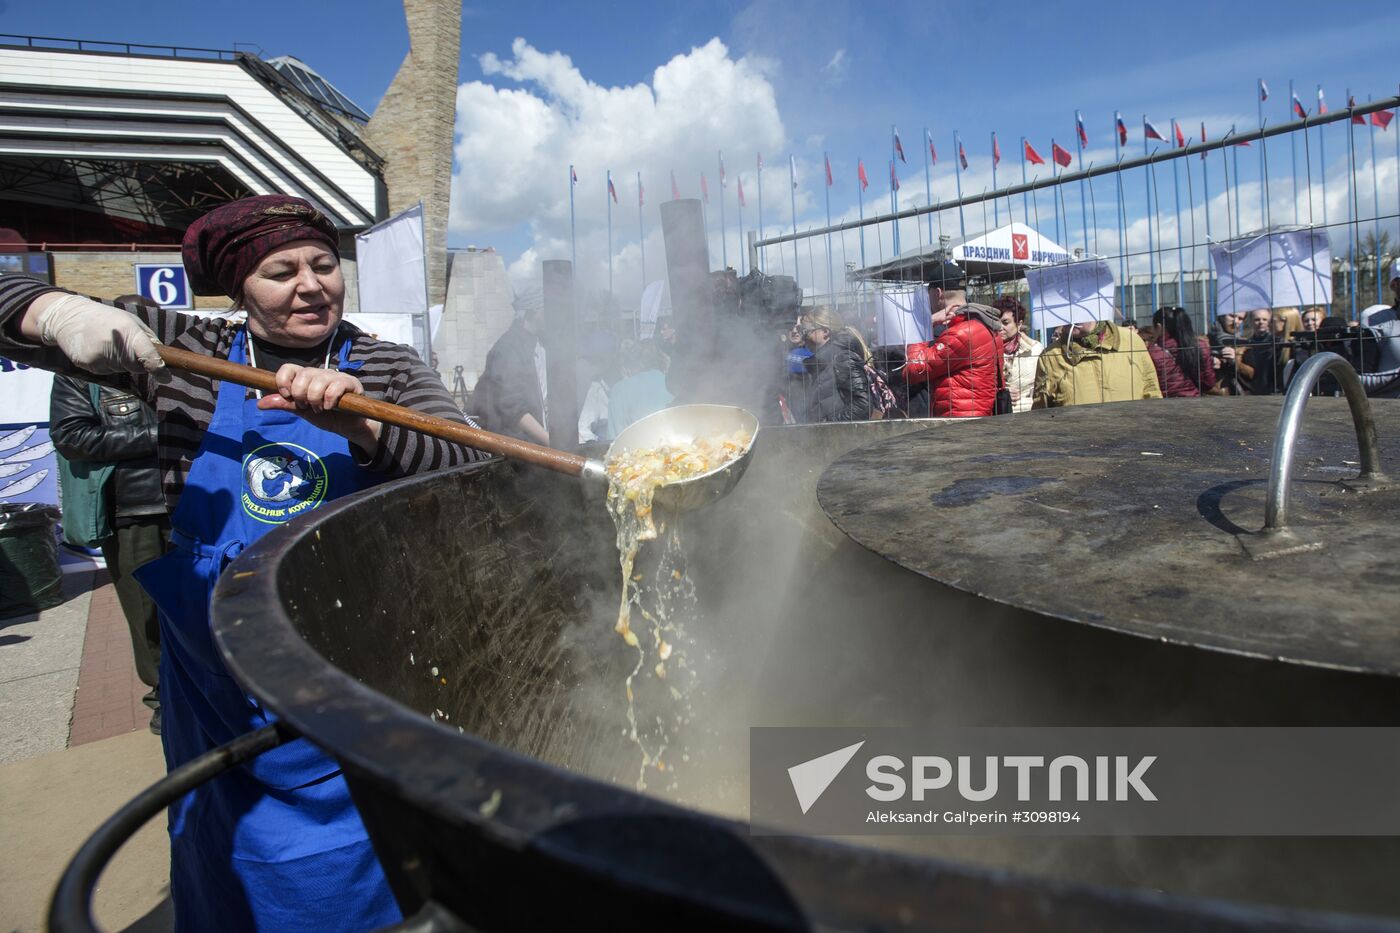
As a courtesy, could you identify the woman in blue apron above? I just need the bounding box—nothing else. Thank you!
[4,195,485,930]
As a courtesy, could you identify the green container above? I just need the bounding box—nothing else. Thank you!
[0,503,64,619]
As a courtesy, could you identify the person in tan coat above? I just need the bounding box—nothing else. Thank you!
[1032,320,1163,408]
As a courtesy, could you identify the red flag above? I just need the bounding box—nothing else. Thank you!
[958,142,968,169]
[737,177,746,207]
[1174,120,1186,148]
[857,159,869,191]
[1023,140,1046,165]
[824,153,833,186]
[1373,110,1395,130]
[1350,96,1366,125]
[700,173,709,204]
[1051,141,1073,167]
[671,170,681,200]
[992,133,1001,166]
[1230,124,1250,147]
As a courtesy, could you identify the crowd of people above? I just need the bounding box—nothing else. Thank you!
[770,258,1400,424]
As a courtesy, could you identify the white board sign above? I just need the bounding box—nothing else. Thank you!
[1210,229,1332,317]
[1027,259,1117,332]
[873,286,932,347]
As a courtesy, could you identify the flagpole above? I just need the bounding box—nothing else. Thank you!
[756,154,765,273]
[637,171,646,293]
[700,175,710,269]
[1369,95,1383,305]
[1232,131,1242,235]
[1143,116,1158,312]
[1202,134,1214,320]
[1317,86,1328,231]
[857,160,866,271]
[1074,110,1089,255]
[1257,79,1267,225]
[607,170,614,296]
[1114,115,1126,298]
[1051,138,1062,249]
[923,127,933,244]
[569,164,577,276]
[737,175,746,277]
[718,151,728,270]
[953,131,966,239]
[1020,138,1030,228]
[823,152,834,299]
[889,125,899,256]
[991,131,1000,227]
[1346,90,1358,321]
[1172,119,1186,288]
[1289,79,1300,224]
[789,155,799,283]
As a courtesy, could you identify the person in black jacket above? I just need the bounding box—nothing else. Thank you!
[49,294,168,734]
[798,307,872,422]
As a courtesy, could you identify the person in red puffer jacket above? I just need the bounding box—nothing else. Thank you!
[900,279,1002,417]
[1146,306,1216,398]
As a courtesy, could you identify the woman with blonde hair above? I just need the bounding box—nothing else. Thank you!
[797,306,872,422]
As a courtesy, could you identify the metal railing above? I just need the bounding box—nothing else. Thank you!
[0,33,242,61]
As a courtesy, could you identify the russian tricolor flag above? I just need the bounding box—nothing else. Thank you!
[958,141,968,170]
[1259,79,1269,102]
[1292,92,1307,119]
[1144,119,1166,142]
[992,133,1001,167]
[607,170,617,203]
[1316,86,1328,115]
[1116,112,1128,146]
[894,127,906,163]
[926,130,937,165]
[570,165,578,187]
[1076,111,1088,146]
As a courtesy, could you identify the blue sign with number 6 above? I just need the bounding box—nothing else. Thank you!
[134,264,191,310]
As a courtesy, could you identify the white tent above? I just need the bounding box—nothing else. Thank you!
[852,222,1072,285]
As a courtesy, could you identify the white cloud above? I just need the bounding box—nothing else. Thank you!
[822,48,847,82]
[450,37,786,302]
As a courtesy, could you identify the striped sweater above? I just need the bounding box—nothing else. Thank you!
[0,274,488,513]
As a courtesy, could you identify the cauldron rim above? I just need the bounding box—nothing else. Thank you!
[210,456,1387,931]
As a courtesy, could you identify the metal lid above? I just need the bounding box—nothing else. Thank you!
[818,396,1400,678]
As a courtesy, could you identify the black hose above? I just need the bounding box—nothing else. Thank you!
[48,723,286,933]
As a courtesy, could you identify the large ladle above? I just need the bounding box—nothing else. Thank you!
[156,346,758,512]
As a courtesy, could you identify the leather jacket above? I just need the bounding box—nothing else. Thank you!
[50,375,166,522]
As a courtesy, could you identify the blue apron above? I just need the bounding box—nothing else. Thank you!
[134,329,401,932]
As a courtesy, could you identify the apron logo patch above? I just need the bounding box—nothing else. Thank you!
[241,443,329,524]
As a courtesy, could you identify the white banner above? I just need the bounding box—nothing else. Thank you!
[1210,228,1332,317]
[873,286,933,347]
[1028,259,1117,332]
[355,204,428,315]
[0,358,58,506]
[639,280,666,339]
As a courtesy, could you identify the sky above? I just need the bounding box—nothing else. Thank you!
[6,0,1400,304]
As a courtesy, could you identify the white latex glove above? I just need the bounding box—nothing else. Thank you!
[35,295,165,374]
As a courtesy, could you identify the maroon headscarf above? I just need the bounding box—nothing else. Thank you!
[182,195,339,298]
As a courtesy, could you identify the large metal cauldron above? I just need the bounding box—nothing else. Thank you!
[208,409,1400,932]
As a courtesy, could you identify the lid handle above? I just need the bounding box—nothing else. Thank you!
[1264,351,1387,532]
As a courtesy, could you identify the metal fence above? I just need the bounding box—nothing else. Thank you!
[752,95,1400,337]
